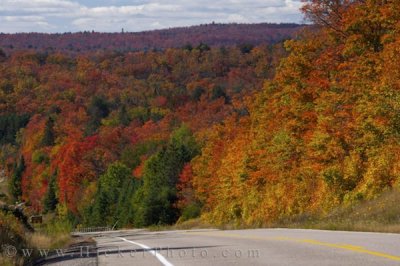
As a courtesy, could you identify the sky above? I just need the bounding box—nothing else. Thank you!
[0,0,304,33]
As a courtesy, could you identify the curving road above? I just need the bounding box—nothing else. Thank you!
[80,228,400,266]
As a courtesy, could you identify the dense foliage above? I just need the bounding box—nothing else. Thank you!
[0,41,284,227]
[190,0,400,225]
[0,23,303,53]
[2,1,400,228]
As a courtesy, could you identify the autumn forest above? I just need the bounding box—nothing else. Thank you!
[1,0,400,230]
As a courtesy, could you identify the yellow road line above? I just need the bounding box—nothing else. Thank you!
[183,231,400,262]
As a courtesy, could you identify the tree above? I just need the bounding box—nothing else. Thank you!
[41,117,55,147]
[89,162,136,227]
[176,163,202,222]
[136,125,199,226]
[90,190,109,226]
[115,178,138,226]
[85,96,110,135]
[211,85,229,103]
[238,43,254,54]
[43,172,58,213]
[191,87,205,101]
[0,48,6,61]
[52,136,98,213]
[118,105,131,126]
[9,156,25,202]
[0,114,30,145]
[301,0,355,37]
[196,43,210,52]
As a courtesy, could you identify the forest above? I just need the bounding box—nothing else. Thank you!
[0,23,303,53]
[1,0,400,229]
[0,40,286,227]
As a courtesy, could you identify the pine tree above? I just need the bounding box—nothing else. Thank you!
[91,190,109,226]
[43,172,58,213]
[85,96,110,135]
[137,125,199,226]
[0,48,6,61]
[118,105,131,126]
[9,156,25,202]
[87,162,134,227]
[41,117,55,147]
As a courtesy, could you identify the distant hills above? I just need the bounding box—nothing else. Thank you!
[0,23,304,53]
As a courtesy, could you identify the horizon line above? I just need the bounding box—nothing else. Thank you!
[0,21,307,35]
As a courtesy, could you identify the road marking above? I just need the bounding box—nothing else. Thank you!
[297,238,400,261]
[184,231,400,262]
[117,237,174,266]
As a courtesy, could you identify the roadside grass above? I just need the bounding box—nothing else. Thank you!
[273,189,400,233]
[0,211,73,265]
[32,216,73,249]
[174,217,214,230]
[0,255,22,266]
[0,211,33,266]
[28,232,71,250]
[147,217,214,231]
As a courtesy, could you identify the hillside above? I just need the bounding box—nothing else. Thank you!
[189,0,400,226]
[1,0,400,232]
[0,23,304,53]
[0,40,287,227]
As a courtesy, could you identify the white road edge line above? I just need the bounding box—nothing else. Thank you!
[117,237,174,266]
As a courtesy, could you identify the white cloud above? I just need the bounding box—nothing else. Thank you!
[0,0,80,13]
[226,14,248,23]
[3,15,44,22]
[0,14,54,32]
[0,0,304,33]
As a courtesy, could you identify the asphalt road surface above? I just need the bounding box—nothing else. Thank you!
[57,228,399,266]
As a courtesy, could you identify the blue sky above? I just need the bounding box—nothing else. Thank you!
[0,0,304,33]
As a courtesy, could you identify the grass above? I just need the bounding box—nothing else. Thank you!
[28,232,71,250]
[273,189,400,233]
[35,217,73,248]
[147,217,214,231]
[0,255,21,266]
[0,211,73,265]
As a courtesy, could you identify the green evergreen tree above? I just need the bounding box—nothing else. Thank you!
[9,156,25,202]
[211,85,229,103]
[196,42,210,52]
[91,190,110,226]
[118,105,131,126]
[41,117,55,147]
[191,87,205,101]
[43,172,58,213]
[136,125,199,226]
[85,96,110,135]
[0,48,6,61]
[0,114,30,144]
[88,162,136,227]
[116,178,138,226]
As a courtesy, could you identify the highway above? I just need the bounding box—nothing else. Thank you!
[70,228,400,266]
